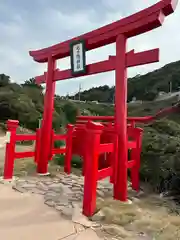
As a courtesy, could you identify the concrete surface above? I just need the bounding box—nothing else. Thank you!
[0,183,102,240]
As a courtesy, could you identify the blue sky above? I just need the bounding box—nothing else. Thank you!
[0,0,180,95]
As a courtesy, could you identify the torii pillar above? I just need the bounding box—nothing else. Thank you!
[37,57,56,174]
[114,34,128,200]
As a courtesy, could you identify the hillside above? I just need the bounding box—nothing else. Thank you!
[72,60,180,102]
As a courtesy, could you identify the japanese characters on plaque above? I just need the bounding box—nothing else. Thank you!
[70,40,86,75]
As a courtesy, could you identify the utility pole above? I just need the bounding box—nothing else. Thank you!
[169,81,172,93]
[78,83,82,101]
[113,93,115,104]
[66,92,69,100]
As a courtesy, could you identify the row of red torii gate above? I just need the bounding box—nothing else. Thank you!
[3,0,178,217]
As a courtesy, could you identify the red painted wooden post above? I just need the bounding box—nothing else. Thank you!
[114,34,128,201]
[49,129,54,161]
[34,128,41,164]
[37,56,56,174]
[102,124,117,184]
[82,125,88,176]
[110,131,118,184]
[64,124,74,174]
[3,120,19,179]
[131,128,143,191]
[82,157,86,176]
[83,121,103,217]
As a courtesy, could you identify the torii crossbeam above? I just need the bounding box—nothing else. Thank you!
[29,0,178,202]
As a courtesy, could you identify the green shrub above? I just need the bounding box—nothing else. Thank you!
[0,122,6,131]
[54,140,65,148]
[54,154,82,168]
[140,126,180,193]
[149,119,180,136]
[63,102,78,123]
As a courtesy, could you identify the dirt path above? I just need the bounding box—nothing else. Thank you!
[0,134,7,168]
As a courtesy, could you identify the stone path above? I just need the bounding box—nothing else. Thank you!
[13,173,113,219]
[11,174,115,238]
[10,173,148,239]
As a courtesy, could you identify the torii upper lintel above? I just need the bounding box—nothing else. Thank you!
[29,0,178,63]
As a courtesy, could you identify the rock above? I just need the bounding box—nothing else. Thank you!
[96,198,105,215]
[74,192,83,199]
[12,185,27,193]
[101,206,115,217]
[74,195,83,202]
[68,195,81,202]
[55,205,66,211]
[23,179,37,184]
[72,202,83,209]
[61,206,74,218]
[55,197,69,206]
[103,225,132,238]
[43,181,54,185]
[72,204,93,227]
[48,183,64,193]
[135,190,144,198]
[61,185,73,195]
[20,183,36,189]
[61,180,71,185]
[44,192,61,203]
[91,210,105,222]
[44,200,55,207]
[131,197,140,203]
[36,182,49,191]
[70,174,79,180]
[72,186,81,192]
[77,181,84,186]
[97,190,105,198]
[30,188,45,195]
[15,179,26,185]
[44,191,57,199]
[74,223,85,233]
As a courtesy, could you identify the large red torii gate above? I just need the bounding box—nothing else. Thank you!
[29,0,178,201]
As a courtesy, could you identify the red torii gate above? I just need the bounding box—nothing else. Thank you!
[29,0,178,201]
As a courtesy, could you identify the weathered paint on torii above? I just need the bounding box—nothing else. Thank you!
[29,0,178,201]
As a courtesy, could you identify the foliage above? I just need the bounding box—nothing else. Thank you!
[54,154,82,168]
[0,74,10,87]
[21,78,44,92]
[62,102,78,124]
[141,126,180,192]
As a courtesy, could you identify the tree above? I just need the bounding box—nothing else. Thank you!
[142,90,158,101]
[63,102,78,123]
[22,78,44,91]
[0,74,10,87]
